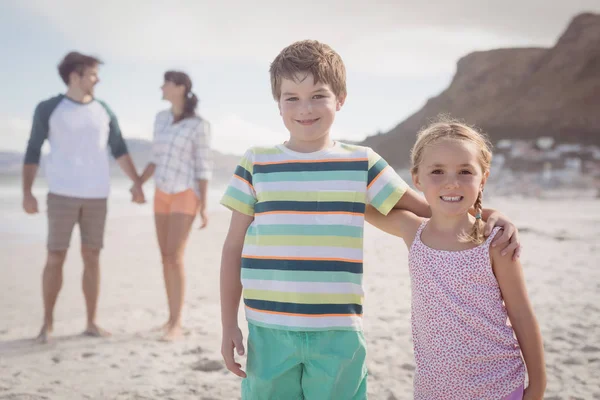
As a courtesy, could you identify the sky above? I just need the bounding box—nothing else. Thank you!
[1,0,598,155]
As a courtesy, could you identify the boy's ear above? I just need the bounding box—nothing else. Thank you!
[336,94,346,111]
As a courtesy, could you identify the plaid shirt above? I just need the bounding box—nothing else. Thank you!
[152,110,212,195]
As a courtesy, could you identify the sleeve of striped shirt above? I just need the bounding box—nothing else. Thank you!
[220,149,257,217]
[193,119,212,180]
[366,147,409,216]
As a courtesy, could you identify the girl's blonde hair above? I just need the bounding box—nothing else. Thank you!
[410,116,493,244]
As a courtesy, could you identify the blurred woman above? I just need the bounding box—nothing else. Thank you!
[137,71,212,341]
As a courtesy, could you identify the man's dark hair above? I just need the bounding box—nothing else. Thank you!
[57,51,103,85]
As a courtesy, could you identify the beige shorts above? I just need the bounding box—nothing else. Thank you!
[47,193,108,251]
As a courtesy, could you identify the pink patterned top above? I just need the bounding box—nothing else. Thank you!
[409,221,525,399]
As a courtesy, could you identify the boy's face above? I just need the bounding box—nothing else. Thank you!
[278,72,345,146]
[70,65,99,96]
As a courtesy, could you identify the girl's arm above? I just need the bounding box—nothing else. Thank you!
[365,205,423,247]
[491,246,546,399]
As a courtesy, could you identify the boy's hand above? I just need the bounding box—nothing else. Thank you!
[221,326,246,378]
[483,211,521,260]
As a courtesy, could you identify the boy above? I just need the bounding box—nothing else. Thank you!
[219,40,520,399]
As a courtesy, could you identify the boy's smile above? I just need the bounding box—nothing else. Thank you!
[278,72,345,152]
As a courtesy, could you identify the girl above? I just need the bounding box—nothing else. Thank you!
[366,119,546,399]
[137,71,212,341]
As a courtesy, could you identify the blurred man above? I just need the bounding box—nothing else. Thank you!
[22,51,144,342]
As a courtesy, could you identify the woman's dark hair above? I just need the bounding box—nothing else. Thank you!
[164,70,198,122]
[58,51,103,85]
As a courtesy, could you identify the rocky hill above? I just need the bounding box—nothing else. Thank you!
[362,13,600,168]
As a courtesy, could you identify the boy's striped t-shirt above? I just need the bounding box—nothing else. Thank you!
[220,142,408,331]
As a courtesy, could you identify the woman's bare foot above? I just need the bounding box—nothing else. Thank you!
[152,321,172,332]
[36,324,53,344]
[160,324,183,342]
[83,323,111,338]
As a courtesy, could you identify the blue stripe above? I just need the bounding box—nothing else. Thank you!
[246,224,363,238]
[254,160,368,174]
[242,257,363,273]
[253,170,367,184]
[254,201,365,214]
[368,158,388,185]
[244,299,363,315]
[234,165,253,185]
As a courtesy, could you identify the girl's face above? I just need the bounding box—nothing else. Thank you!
[413,139,488,218]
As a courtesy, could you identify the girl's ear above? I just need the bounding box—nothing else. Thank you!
[412,172,421,191]
[481,170,490,190]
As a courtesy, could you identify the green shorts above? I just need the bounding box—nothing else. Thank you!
[242,323,367,400]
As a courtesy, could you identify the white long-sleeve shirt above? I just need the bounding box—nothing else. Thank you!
[152,110,212,196]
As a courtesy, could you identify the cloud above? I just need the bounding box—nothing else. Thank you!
[14,0,598,78]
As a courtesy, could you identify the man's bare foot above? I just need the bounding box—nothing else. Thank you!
[83,324,111,338]
[36,324,53,344]
[160,325,183,342]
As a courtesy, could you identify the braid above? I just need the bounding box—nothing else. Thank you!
[461,189,485,244]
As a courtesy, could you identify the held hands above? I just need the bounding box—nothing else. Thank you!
[129,182,146,204]
[483,211,521,260]
[221,325,246,378]
[23,193,39,214]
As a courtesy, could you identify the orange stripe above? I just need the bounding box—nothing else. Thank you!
[366,165,390,190]
[254,157,368,166]
[233,174,254,190]
[255,210,363,217]
[245,305,363,318]
[241,255,362,263]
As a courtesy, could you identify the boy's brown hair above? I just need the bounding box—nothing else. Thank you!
[269,40,347,101]
[57,51,103,85]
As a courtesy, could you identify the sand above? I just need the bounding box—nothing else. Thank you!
[0,196,599,399]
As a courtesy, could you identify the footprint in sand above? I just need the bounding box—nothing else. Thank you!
[51,356,60,364]
[81,352,97,358]
[0,395,51,399]
[182,346,203,355]
[400,363,415,371]
[582,345,600,353]
[191,358,224,372]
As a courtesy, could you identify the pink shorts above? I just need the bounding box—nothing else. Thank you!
[153,189,199,215]
[503,384,524,400]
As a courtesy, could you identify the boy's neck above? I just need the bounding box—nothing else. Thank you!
[65,87,92,104]
[284,135,335,154]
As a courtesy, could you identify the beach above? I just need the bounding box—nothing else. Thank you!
[0,182,599,399]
